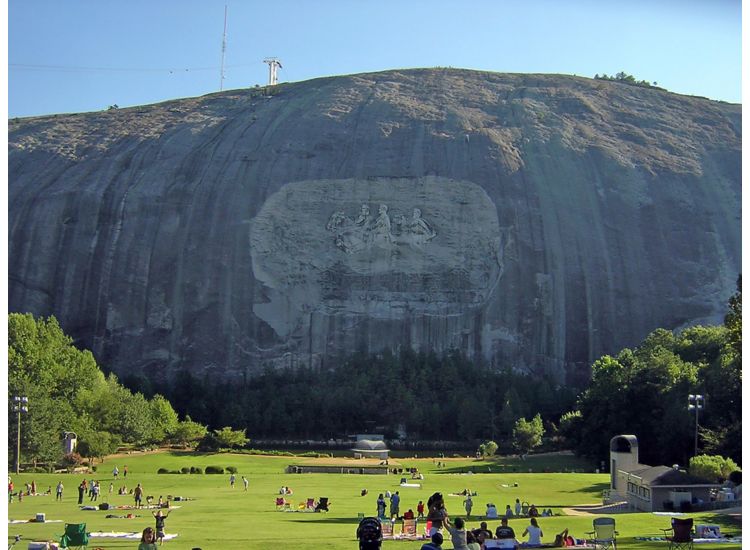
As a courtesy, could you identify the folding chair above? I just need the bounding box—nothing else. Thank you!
[662,518,693,550]
[402,518,417,539]
[586,517,618,550]
[59,523,89,549]
[275,497,288,510]
[381,520,394,540]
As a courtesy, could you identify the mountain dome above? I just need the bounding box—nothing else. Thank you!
[8,68,741,384]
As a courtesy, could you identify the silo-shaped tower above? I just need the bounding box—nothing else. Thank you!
[610,435,639,494]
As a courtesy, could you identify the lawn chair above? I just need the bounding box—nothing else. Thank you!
[59,523,89,549]
[315,496,330,512]
[304,497,316,511]
[662,518,693,550]
[586,517,618,550]
[381,519,394,539]
[423,520,432,537]
[402,518,417,539]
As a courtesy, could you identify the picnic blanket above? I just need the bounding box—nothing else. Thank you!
[8,519,63,524]
[635,537,742,545]
[399,483,421,488]
[89,531,179,540]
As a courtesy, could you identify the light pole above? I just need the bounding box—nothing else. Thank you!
[12,396,29,474]
[687,394,704,457]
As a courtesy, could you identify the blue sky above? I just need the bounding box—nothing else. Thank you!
[7,0,743,117]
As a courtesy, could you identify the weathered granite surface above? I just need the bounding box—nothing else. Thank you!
[8,69,741,384]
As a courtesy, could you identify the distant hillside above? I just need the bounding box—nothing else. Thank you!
[8,68,741,385]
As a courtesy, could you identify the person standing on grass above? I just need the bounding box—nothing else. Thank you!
[390,491,401,519]
[134,483,144,508]
[464,494,473,517]
[242,476,249,491]
[229,473,236,488]
[153,509,171,545]
[123,465,128,478]
[376,493,386,518]
[112,465,119,479]
[77,480,86,504]
[55,480,64,501]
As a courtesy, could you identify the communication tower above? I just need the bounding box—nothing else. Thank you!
[263,57,282,86]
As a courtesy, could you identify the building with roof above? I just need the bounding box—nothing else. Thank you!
[609,435,719,512]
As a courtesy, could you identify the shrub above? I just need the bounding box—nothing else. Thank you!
[157,468,169,474]
[91,465,98,472]
[61,452,84,471]
[181,467,190,474]
[205,465,225,474]
[189,466,203,474]
[226,466,238,474]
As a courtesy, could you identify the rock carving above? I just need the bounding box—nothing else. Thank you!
[327,203,437,254]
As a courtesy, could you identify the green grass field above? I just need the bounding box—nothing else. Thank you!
[5,451,741,549]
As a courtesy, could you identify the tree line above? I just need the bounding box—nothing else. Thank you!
[7,313,208,467]
[8,278,740,470]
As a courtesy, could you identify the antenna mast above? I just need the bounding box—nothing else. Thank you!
[220,5,228,90]
[263,57,282,86]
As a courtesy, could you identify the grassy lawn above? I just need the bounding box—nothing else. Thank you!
[5,451,741,549]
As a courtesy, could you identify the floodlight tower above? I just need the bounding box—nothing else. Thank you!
[263,57,282,86]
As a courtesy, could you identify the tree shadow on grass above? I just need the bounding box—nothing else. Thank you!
[574,482,610,496]
[283,515,365,525]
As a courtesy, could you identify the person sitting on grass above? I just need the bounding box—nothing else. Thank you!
[466,530,482,550]
[473,521,493,540]
[403,509,415,520]
[420,532,444,550]
[138,527,158,550]
[495,517,517,541]
[551,528,575,547]
[521,517,543,547]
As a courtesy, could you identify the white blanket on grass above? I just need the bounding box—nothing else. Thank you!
[89,532,178,540]
[8,519,63,524]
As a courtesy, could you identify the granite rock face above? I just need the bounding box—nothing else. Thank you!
[8,69,741,384]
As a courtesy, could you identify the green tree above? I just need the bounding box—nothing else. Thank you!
[77,430,120,462]
[213,426,249,449]
[512,414,544,456]
[724,276,741,358]
[148,395,179,444]
[689,454,740,483]
[171,416,208,447]
[477,440,498,458]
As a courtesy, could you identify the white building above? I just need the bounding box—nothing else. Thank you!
[609,435,718,512]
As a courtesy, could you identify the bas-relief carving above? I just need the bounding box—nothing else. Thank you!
[327,203,436,254]
[249,176,511,342]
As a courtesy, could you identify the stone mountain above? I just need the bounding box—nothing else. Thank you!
[8,68,741,385]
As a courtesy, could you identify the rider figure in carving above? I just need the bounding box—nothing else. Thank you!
[371,204,393,246]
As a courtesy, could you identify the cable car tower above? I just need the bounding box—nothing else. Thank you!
[263,57,282,86]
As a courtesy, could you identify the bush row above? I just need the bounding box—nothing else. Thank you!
[156,466,239,474]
